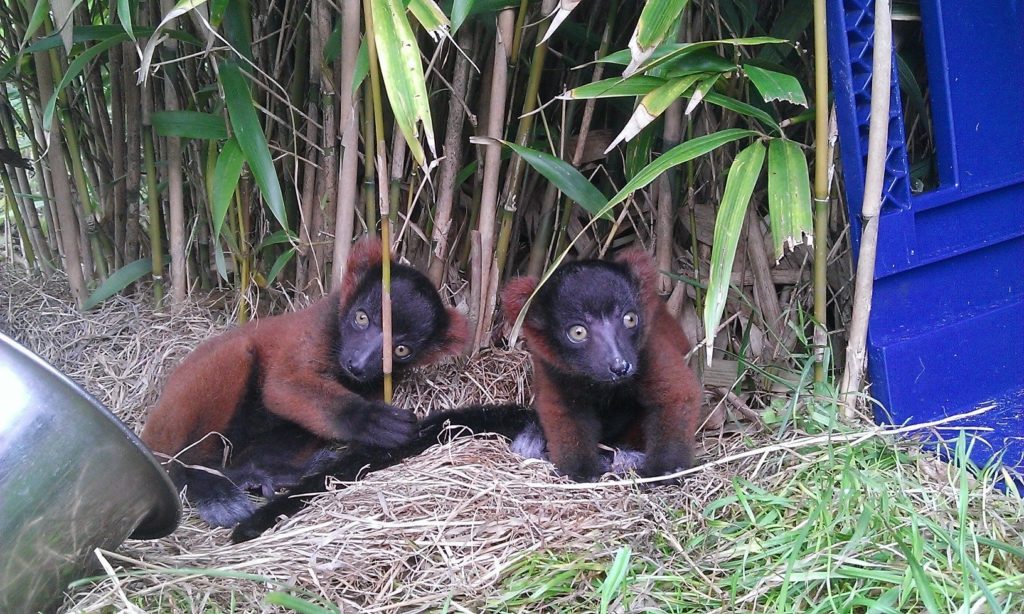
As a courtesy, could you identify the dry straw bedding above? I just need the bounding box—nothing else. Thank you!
[1,266,749,612]
[4,265,1015,612]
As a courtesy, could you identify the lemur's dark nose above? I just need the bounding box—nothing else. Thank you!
[610,358,632,377]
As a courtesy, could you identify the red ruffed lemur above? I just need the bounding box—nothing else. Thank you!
[231,246,703,542]
[140,238,468,528]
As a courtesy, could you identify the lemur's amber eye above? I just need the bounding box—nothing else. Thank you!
[567,325,588,342]
[354,310,369,328]
[394,344,411,358]
[622,311,638,329]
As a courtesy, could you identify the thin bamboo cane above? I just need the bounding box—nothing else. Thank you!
[840,0,892,414]
[812,0,831,383]
[426,27,473,287]
[142,79,165,307]
[473,9,515,350]
[160,0,187,302]
[331,0,362,291]
[33,47,87,306]
[363,0,394,402]
[494,0,558,277]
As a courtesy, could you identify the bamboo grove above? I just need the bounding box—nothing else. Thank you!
[0,0,836,378]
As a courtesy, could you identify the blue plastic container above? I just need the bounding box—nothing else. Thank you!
[827,1,1024,472]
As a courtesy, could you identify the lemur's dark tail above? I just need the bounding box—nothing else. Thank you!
[230,403,534,542]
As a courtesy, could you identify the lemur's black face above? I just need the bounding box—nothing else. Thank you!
[336,264,450,384]
[532,261,644,383]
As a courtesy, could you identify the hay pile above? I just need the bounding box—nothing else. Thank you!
[0,266,750,612]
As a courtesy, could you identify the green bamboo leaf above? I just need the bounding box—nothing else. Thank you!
[324,22,342,62]
[140,0,209,80]
[372,0,435,165]
[664,49,736,77]
[82,258,153,310]
[213,245,229,282]
[22,26,183,53]
[352,38,369,95]
[606,74,703,151]
[21,0,51,48]
[152,110,228,140]
[704,92,780,133]
[625,0,691,75]
[561,76,667,100]
[219,61,288,230]
[703,141,765,364]
[451,0,474,33]
[266,247,297,285]
[766,139,812,261]
[255,228,297,251]
[43,34,129,131]
[743,64,808,106]
[607,128,758,209]
[117,0,135,41]
[683,74,719,115]
[492,139,610,220]
[210,137,245,240]
[540,0,582,44]
[621,37,787,76]
[407,0,450,39]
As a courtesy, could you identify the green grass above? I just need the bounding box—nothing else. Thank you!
[486,401,1024,613]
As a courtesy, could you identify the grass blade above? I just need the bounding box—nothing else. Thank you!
[766,138,812,261]
[599,546,632,613]
[703,140,765,364]
[219,61,288,231]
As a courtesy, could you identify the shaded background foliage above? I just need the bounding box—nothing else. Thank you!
[0,0,846,394]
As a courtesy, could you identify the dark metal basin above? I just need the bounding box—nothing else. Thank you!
[0,332,180,613]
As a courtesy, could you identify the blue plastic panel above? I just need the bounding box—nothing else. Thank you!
[828,0,1024,475]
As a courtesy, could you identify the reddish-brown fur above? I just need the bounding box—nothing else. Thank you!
[140,239,467,525]
[501,247,702,481]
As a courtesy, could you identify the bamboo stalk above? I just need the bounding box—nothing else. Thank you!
[16,83,60,256]
[426,27,473,287]
[363,0,394,402]
[473,9,515,350]
[141,81,165,307]
[1,168,35,270]
[156,0,187,302]
[812,0,831,383]
[47,40,106,281]
[122,48,142,264]
[494,0,558,277]
[840,0,892,414]
[331,0,362,290]
[33,47,87,306]
[0,105,51,269]
[310,0,338,294]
